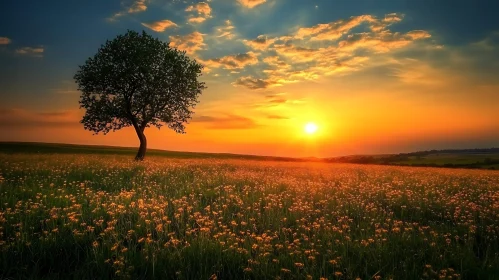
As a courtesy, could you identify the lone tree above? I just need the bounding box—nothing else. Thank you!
[74,30,206,160]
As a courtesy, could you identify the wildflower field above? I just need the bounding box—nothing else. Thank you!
[1,152,499,279]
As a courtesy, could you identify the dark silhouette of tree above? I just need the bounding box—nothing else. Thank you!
[74,30,206,160]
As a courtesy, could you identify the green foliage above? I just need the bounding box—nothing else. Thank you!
[74,30,206,135]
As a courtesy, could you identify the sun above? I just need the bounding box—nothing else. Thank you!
[304,122,318,134]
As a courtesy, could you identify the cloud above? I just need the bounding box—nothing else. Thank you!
[337,31,431,53]
[251,93,307,109]
[237,0,267,8]
[0,37,11,45]
[470,31,499,50]
[388,32,499,88]
[185,2,212,24]
[141,20,178,32]
[215,20,236,39]
[233,76,273,89]
[15,47,44,57]
[267,97,287,103]
[188,17,208,24]
[267,115,289,120]
[185,2,211,16]
[243,35,276,50]
[128,0,147,13]
[108,0,148,21]
[406,30,432,40]
[0,108,80,128]
[293,14,407,41]
[230,13,433,90]
[273,44,319,62]
[191,114,259,129]
[390,58,450,86]
[295,15,377,41]
[263,56,289,68]
[370,13,404,32]
[202,52,259,70]
[169,31,206,55]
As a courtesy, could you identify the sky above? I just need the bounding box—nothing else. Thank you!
[0,0,498,157]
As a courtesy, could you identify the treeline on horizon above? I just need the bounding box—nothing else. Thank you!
[326,148,499,170]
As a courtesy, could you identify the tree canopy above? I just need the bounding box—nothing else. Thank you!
[74,30,206,160]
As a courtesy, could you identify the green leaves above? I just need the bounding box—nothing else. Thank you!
[74,29,206,135]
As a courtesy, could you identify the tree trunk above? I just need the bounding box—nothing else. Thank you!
[135,131,147,161]
[132,122,147,161]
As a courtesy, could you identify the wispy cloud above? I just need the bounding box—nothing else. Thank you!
[250,93,307,109]
[108,0,148,21]
[0,108,80,127]
[188,17,208,24]
[233,76,273,89]
[15,47,44,57]
[215,20,236,39]
[267,114,289,120]
[389,32,499,88]
[295,15,377,41]
[243,35,276,50]
[128,0,147,13]
[390,58,449,86]
[141,20,178,32]
[202,52,259,70]
[237,0,267,8]
[191,114,259,129]
[0,37,11,45]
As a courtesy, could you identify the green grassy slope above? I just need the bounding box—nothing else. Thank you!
[1,141,497,169]
[0,141,304,162]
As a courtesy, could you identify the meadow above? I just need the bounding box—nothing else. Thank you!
[1,151,499,279]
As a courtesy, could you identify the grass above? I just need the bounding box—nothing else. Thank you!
[1,146,499,279]
[398,154,499,166]
[329,151,499,170]
[0,142,305,162]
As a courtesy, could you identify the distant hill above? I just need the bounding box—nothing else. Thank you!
[325,148,499,170]
[0,142,498,170]
[0,142,306,162]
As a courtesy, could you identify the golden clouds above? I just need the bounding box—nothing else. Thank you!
[192,114,258,129]
[186,2,212,16]
[0,37,11,45]
[202,52,259,70]
[243,35,276,50]
[293,14,408,41]
[0,108,80,127]
[108,0,148,21]
[216,20,236,39]
[141,20,178,32]
[15,47,44,57]
[188,17,208,24]
[128,0,148,13]
[232,13,432,90]
[169,31,206,55]
[233,76,273,89]
[262,56,289,68]
[186,2,212,24]
[237,0,267,8]
[295,15,377,41]
[406,30,432,40]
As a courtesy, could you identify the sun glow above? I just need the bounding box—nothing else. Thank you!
[304,122,318,134]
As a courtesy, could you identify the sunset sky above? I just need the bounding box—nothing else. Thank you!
[1,0,498,157]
